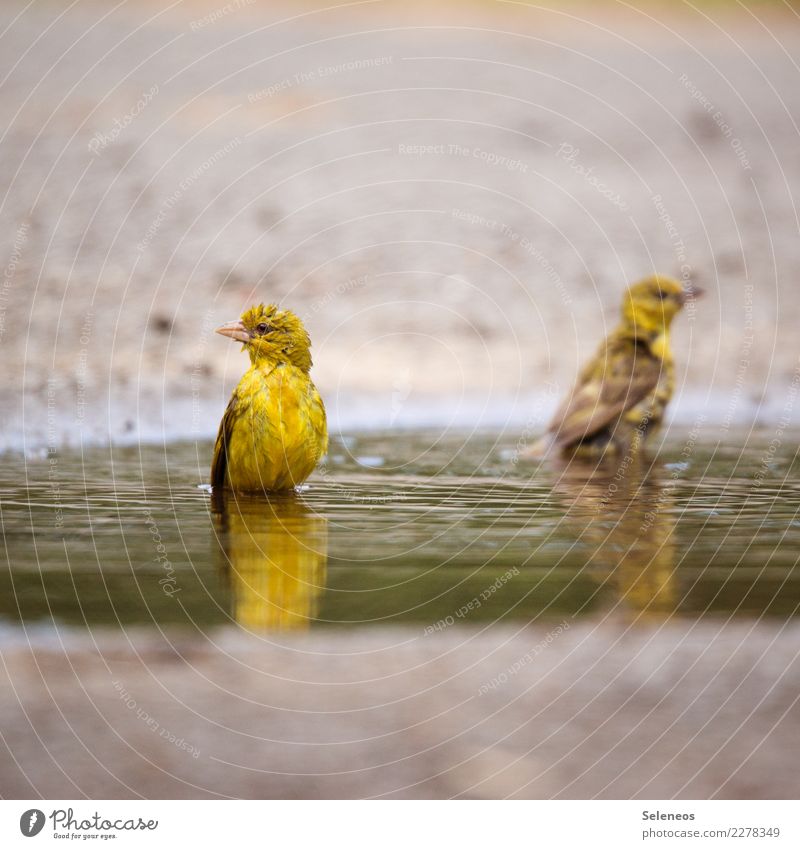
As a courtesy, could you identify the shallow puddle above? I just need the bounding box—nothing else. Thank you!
[2,429,799,632]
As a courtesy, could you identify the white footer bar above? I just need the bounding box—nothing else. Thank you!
[2,800,796,848]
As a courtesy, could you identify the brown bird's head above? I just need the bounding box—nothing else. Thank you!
[216,303,312,371]
[621,275,703,337]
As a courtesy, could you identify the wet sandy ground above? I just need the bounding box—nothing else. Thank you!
[1,2,800,448]
[2,621,799,799]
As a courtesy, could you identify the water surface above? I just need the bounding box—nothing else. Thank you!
[2,430,799,633]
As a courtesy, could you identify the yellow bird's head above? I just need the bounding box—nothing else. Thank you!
[215,303,312,371]
[621,275,702,336]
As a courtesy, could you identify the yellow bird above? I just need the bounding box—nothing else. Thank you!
[211,303,328,493]
[531,275,702,457]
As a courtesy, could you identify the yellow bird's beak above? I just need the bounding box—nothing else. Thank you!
[215,319,250,344]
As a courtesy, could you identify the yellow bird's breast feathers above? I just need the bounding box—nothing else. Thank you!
[211,363,327,493]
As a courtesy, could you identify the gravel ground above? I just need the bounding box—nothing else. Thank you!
[1,621,799,799]
[1,1,800,448]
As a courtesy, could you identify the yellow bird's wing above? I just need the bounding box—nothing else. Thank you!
[309,386,328,458]
[211,389,243,490]
[550,337,661,448]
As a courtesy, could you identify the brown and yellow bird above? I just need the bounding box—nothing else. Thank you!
[530,275,701,457]
[211,304,327,493]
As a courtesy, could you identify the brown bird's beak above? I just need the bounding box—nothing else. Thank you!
[215,319,250,344]
[680,286,704,304]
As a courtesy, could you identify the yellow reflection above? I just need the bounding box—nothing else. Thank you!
[213,494,328,632]
[552,456,678,619]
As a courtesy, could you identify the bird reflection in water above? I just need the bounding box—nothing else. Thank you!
[212,493,328,632]
[552,456,679,619]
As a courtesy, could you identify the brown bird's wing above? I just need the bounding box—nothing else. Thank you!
[210,390,241,491]
[550,338,661,448]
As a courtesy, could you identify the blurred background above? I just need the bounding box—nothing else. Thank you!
[1,0,799,449]
[1,0,800,801]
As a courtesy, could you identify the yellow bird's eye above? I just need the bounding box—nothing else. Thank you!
[256,322,269,334]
